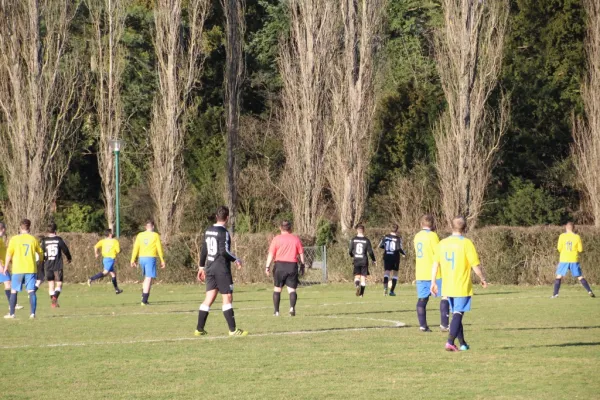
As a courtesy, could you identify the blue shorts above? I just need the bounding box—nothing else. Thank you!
[139,257,157,278]
[11,273,37,292]
[416,279,442,298]
[556,262,582,277]
[449,296,472,313]
[0,270,10,283]
[103,258,116,272]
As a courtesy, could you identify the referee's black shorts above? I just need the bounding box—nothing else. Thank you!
[274,261,298,289]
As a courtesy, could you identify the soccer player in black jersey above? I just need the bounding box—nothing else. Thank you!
[195,206,248,337]
[349,224,376,297]
[41,223,72,308]
[378,224,406,296]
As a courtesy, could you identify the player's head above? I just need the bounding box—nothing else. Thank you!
[451,216,466,234]
[20,219,31,233]
[566,221,575,232]
[47,222,57,234]
[0,222,6,235]
[356,224,365,234]
[420,214,434,229]
[105,228,113,238]
[216,206,229,223]
[280,220,292,233]
[145,219,155,231]
[390,223,398,233]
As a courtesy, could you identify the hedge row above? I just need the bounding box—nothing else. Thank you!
[49,226,599,285]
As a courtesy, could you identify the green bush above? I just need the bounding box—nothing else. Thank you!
[500,178,566,226]
[54,203,105,233]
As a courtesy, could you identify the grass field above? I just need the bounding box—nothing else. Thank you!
[1,282,598,399]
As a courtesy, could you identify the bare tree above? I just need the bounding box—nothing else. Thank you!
[434,0,509,228]
[573,0,600,227]
[0,0,86,232]
[150,0,210,241]
[88,0,126,230]
[327,0,384,235]
[221,0,245,233]
[279,0,338,236]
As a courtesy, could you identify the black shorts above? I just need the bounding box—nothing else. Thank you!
[353,264,369,276]
[36,263,45,281]
[274,262,298,289]
[384,260,400,271]
[45,269,64,282]
[206,273,233,294]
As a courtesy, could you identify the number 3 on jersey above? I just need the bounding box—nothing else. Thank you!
[206,237,218,256]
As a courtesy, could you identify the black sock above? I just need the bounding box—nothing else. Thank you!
[354,279,360,288]
[457,321,466,346]
[417,297,429,328]
[383,276,389,289]
[111,277,119,289]
[290,292,297,309]
[142,293,149,304]
[55,290,61,299]
[9,293,16,315]
[273,291,281,313]
[440,299,450,327]
[360,284,366,296]
[4,289,10,302]
[91,272,104,281]
[197,307,209,331]
[448,312,463,345]
[223,305,236,332]
[580,278,592,293]
[391,278,398,292]
[553,279,561,296]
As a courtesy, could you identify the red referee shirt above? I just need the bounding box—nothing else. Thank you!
[269,233,304,263]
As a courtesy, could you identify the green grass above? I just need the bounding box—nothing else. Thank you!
[1,283,599,399]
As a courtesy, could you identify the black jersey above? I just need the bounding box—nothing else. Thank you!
[348,236,375,267]
[41,236,72,271]
[378,234,406,263]
[200,224,238,275]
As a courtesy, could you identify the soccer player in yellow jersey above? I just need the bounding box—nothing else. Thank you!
[552,222,595,298]
[2,219,44,319]
[431,217,487,352]
[0,222,24,311]
[131,219,165,305]
[414,214,449,332]
[88,229,123,294]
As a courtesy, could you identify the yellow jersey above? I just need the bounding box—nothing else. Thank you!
[0,236,7,264]
[414,229,440,280]
[7,233,44,274]
[95,238,121,259]
[436,235,480,297]
[557,232,582,263]
[131,231,164,263]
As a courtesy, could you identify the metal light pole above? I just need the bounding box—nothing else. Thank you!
[109,139,124,237]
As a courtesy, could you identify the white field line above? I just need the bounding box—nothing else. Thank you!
[0,316,406,350]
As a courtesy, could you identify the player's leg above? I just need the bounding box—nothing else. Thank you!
[273,265,284,316]
[415,280,431,331]
[552,263,569,298]
[2,279,10,305]
[446,311,463,351]
[570,263,594,297]
[26,273,37,318]
[446,297,471,352]
[88,269,107,286]
[219,274,246,336]
[287,265,299,316]
[390,269,399,295]
[141,277,153,305]
[437,278,449,331]
[5,274,23,318]
[196,283,218,335]
[109,271,122,294]
[35,263,44,292]
[383,269,390,296]
[353,264,361,296]
[54,271,63,306]
[359,273,367,297]
[47,273,57,307]
[140,258,156,305]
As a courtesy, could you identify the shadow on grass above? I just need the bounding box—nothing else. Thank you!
[318,309,412,316]
[486,326,600,331]
[502,342,600,349]
[474,291,518,296]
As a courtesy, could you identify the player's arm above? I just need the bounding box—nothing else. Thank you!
[467,241,487,287]
[35,240,44,264]
[398,240,406,257]
[197,238,207,281]
[264,252,274,277]
[4,243,13,274]
[348,240,354,257]
[130,236,140,267]
[223,231,240,264]
[577,236,583,253]
[378,237,385,249]
[556,235,563,253]
[60,238,73,263]
[367,240,376,263]
[94,241,102,258]
[157,235,165,268]
[472,265,487,287]
[430,261,440,295]
[115,240,121,258]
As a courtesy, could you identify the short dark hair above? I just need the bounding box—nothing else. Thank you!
[216,206,229,222]
[356,224,365,231]
[566,221,575,229]
[20,219,31,231]
[47,222,57,233]
[452,216,466,233]
[105,229,113,237]
[280,220,292,232]
[391,223,398,233]
[421,214,434,228]
[145,219,155,226]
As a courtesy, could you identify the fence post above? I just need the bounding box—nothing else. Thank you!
[322,245,327,283]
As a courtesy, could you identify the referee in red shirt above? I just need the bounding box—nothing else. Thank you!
[265,221,305,316]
